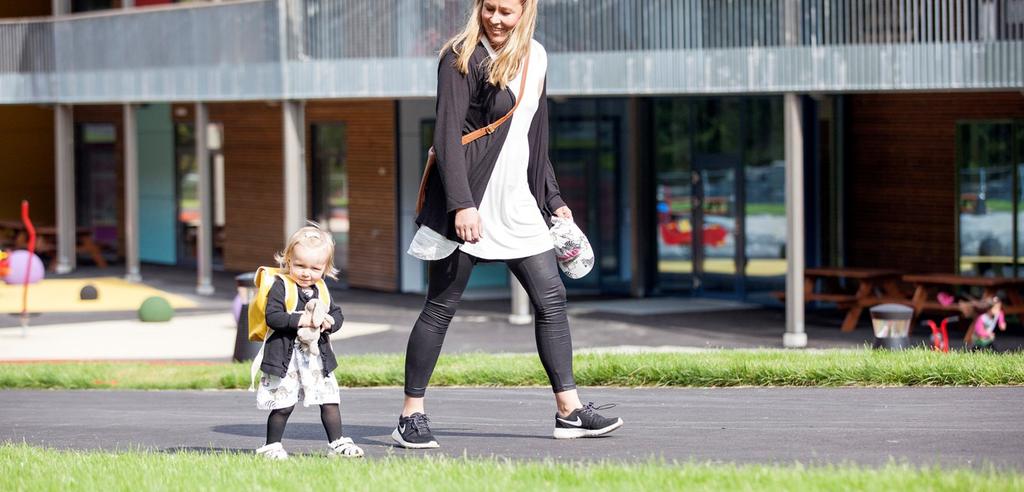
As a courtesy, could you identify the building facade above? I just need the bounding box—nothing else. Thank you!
[1,1,1023,326]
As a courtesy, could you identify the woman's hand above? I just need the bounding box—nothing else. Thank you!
[553,206,573,221]
[455,207,483,243]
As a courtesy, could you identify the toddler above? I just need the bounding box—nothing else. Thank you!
[254,225,363,459]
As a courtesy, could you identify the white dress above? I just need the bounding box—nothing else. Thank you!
[408,38,553,261]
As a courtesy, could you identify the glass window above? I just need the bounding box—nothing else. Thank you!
[75,123,118,258]
[71,0,114,13]
[958,122,1017,277]
[548,98,628,292]
[311,124,349,276]
[652,96,785,297]
[174,122,225,267]
[653,99,695,291]
[743,98,786,290]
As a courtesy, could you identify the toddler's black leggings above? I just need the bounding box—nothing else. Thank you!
[404,249,576,397]
[266,403,342,444]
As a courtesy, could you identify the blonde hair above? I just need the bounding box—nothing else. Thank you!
[275,223,339,280]
[441,0,538,89]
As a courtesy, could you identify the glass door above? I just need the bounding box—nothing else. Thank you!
[654,98,743,295]
[692,154,740,293]
[311,123,349,277]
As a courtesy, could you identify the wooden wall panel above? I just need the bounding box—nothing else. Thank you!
[845,92,1024,273]
[0,106,55,226]
[307,100,397,292]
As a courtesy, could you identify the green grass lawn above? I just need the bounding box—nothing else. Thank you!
[0,444,1018,492]
[1,349,1022,390]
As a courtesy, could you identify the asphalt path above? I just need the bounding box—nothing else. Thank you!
[2,387,1022,469]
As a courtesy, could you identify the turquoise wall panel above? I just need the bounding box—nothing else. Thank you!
[136,104,177,265]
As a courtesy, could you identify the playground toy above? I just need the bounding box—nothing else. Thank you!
[79,284,99,301]
[923,316,957,353]
[0,250,8,278]
[3,250,44,285]
[18,201,36,337]
[138,296,174,322]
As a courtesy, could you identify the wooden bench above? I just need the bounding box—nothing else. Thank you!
[903,274,1024,332]
[775,268,908,332]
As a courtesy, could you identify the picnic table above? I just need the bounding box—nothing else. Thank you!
[902,273,1024,320]
[0,220,107,269]
[803,267,908,332]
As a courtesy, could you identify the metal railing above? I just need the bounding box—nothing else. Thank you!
[297,0,1024,59]
[0,0,1022,102]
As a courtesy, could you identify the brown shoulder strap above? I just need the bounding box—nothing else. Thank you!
[417,51,531,215]
[461,50,531,145]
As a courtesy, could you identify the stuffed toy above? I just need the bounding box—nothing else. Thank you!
[297,299,332,356]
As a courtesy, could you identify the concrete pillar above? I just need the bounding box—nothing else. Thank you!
[54,104,76,274]
[122,0,134,7]
[123,104,141,282]
[282,100,306,239]
[509,275,532,325]
[783,93,806,348]
[195,102,215,295]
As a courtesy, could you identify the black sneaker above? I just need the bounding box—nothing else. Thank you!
[391,412,440,449]
[553,402,623,439]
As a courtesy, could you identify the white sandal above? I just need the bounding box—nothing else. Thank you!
[256,442,289,460]
[327,437,364,458]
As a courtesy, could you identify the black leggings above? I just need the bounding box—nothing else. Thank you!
[266,403,342,445]
[404,249,576,397]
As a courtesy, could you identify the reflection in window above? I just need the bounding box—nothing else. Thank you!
[75,123,119,259]
[311,124,348,276]
[958,122,1018,277]
[743,98,786,284]
[174,122,225,267]
[548,98,627,292]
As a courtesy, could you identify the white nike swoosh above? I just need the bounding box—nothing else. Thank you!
[398,424,406,433]
[557,417,582,427]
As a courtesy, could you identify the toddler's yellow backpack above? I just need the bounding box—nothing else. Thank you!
[248,267,292,342]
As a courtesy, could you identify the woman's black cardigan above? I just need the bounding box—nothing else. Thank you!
[415,41,567,242]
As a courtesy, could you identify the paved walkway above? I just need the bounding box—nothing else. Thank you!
[1,264,1022,360]
[2,387,1022,468]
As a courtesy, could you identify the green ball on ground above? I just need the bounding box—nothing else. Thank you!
[138,296,174,322]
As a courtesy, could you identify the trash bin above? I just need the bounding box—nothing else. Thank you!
[233,272,262,362]
[869,303,913,350]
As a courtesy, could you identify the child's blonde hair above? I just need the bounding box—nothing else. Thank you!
[275,222,339,280]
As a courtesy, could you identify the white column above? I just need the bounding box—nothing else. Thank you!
[51,0,69,15]
[509,275,532,325]
[783,93,806,348]
[54,104,76,274]
[122,0,134,7]
[195,102,215,295]
[123,104,141,282]
[282,100,306,239]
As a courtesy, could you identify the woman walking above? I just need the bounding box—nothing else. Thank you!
[394,0,622,449]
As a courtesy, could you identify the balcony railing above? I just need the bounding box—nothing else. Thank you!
[1,0,1022,103]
